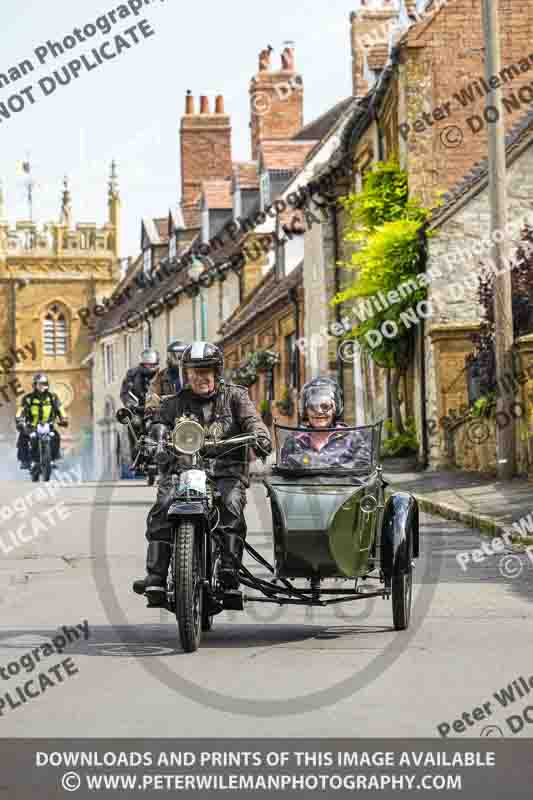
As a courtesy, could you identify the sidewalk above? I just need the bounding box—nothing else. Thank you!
[384,462,533,539]
[251,457,533,539]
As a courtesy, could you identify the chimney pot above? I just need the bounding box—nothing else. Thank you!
[200,95,209,114]
[185,90,194,114]
[215,95,224,113]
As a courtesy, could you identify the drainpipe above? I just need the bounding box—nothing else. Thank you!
[331,203,345,399]
[419,225,430,469]
[288,286,301,393]
[145,317,152,348]
[419,320,429,469]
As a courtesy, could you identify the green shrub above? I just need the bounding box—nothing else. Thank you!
[381,418,419,458]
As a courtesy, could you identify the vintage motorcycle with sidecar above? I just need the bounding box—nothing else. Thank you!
[116,411,419,653]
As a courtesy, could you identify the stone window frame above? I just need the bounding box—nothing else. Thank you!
[42,301,69,358]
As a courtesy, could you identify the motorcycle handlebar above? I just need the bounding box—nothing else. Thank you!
[203,434,257,448]
[142,433,257,453]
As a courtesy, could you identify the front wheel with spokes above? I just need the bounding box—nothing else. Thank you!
[174,521,203,652]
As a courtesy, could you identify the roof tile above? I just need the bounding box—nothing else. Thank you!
[259,141,316,172]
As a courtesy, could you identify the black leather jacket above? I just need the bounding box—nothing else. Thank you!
[159,382,272,486]
[119,367,155,410]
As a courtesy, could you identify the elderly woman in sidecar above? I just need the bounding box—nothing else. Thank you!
[280,378,372,470]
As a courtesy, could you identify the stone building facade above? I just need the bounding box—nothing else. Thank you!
[420,114,533,472]
[0,168,120,458]
[90,43,323,476]
[312,0,533,474]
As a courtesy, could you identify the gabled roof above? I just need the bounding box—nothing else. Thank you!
[141,217,161,247]
[258,141,316,172]
[153,217,169,243]
[219,262,303,342]
[292,97,353,142]
[169,205,185,232]
[201,178,232,209]
[430,107,533,229]
[398,0,451,48]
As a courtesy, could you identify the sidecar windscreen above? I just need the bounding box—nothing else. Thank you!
[274,422,382,476]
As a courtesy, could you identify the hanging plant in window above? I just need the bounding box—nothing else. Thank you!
[255,350,280,371]
[231,350,280,387]
[275,389,295,416]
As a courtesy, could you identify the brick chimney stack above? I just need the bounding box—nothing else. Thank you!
[249,44,304,160]
[180,92,232,208]
[350,0,398,99]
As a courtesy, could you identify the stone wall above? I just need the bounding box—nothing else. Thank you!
[403,0,533,209]
[422,137,533,468]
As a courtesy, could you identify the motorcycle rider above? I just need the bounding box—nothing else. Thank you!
[144,340,188,421]
[280,377,372,469]
[16,373,68,468]
[134,341,272,606]
[119,348,160,463]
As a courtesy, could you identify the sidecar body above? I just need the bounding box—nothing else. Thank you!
[264,422,419,582]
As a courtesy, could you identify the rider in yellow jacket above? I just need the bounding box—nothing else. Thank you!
[16,373,68,467]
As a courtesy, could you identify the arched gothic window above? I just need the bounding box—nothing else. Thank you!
[43,305,68,356]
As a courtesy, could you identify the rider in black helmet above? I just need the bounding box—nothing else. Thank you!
[145,340,188,420]
[119,349,160,461]
[135,341,272,605]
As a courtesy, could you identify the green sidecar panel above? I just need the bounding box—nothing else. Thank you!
[265,474,380,579]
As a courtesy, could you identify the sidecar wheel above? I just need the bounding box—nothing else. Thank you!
[391,566,412,631]
[174,521,203,652]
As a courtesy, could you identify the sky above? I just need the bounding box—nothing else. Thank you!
[0,0,366,258]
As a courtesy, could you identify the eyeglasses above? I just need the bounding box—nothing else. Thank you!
[307,402,335,414]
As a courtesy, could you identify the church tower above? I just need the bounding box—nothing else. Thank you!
[0,171,121,454]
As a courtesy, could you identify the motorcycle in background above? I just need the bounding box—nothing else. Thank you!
[125,392,159,486]
[29,422,59,482]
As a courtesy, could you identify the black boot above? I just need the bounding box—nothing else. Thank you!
[133,541,171,606]
[219,534,244,590]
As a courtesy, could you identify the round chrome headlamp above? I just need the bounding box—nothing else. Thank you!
[172,419,205,455]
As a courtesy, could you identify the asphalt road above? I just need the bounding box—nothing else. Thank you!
[0,466,532,739]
